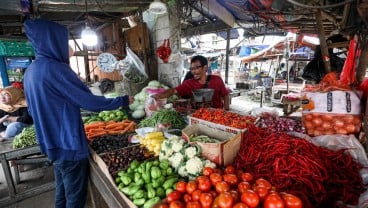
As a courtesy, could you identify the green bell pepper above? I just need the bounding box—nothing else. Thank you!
[159,159,169,170]
[150,167,161,179]
[143,197,160,208]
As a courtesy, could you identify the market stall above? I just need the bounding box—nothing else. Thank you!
[84,92,368,208]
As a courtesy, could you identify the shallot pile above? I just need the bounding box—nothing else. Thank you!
[257,113,305,133]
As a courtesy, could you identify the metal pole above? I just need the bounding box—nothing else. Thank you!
[225,29,230,84]
[284,38,290,93]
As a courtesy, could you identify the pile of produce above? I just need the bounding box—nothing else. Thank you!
[191,108,256,129]
[139,131,165,156]
[233,125,365,208]
[129,80,176,119]
[257,112,305,133]
[115,158,179,208]
[90,134,135,154]
[302,113,361,136]
[159,136,216,179]
[188,134,222,143]
[12,125,37,149]
[155,166,303,208]
[84,120,137,141]
[82,108,128,123]
[139,109,186,130]
[100,145,153,175]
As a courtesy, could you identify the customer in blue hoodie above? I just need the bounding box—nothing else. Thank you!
[24,19,133,208]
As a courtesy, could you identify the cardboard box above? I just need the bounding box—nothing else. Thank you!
[187,116,246,135]
[182,124,242,166]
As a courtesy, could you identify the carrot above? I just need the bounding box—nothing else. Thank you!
[85,122,106,131]
[87,131,106,139]
[88,128,106,133]
[105,123,123,130]
[106,130,123,135]
[119,121,136,134]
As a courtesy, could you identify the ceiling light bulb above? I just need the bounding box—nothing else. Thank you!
[149,0,167,15]
[81,26,98,46]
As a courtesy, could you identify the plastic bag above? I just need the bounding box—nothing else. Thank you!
[302,46,345,83]
[120,47,148,82]
[156,39,171,63]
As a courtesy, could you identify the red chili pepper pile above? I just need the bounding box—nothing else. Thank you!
[233,124,365,208]
[191,108,256,129]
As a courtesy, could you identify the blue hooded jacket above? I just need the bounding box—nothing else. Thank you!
[24,19,128,161]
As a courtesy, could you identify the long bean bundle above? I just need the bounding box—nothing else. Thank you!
[234,124,365,208]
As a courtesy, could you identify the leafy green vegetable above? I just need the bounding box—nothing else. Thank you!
[139,109,186,129]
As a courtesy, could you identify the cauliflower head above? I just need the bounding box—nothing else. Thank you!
[172,139,185,153]
[184,145,200,159]
[203,159,216,169]
[185,157,204,176]
[177,164,188,177]
[168,152,184,169]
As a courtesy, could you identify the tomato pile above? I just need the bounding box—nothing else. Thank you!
[191,108,256,129]
[154,166,303,208]
[302,113,361,136]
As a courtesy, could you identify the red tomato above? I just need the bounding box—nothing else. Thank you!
[229,190,239,202]
[210,173,223,186]
[212,196,220,208]
[197,176,212,192]
[200,192,214,208]
[203,167,214,176]
[176,181,187,193]
[186,201,201,208]
[264,193,285,208]
[215,181,230,194]
[169,201,185,208]
[224,165,235,174]
[186,181,198,194]
[240,173,254,183]
[241,190,260,208]
[238,182,251,193]
[167,191,183,204]
[217,192,234,208]
[157,203,170,208]
[223,174,238,186]
[280,193,303,208]
[192,189,202,201]
[253,186,269,200]
[255,178,272,190]
[233,202,249,208]
[183,193,192,203]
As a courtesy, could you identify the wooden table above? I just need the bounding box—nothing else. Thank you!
[0,144,54,207]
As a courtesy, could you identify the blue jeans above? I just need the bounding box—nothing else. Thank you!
[4,122,29,138]
[53,158,89,208]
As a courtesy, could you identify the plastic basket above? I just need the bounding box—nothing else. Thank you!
[192,89,214,102]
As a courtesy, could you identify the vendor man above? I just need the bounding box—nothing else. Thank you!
[154,55,230,110]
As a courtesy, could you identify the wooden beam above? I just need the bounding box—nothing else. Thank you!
[315,10,331,73]
[327,41,349,48]
[200,0,235,27]
[181,21,231,37]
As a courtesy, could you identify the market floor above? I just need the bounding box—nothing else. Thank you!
[0,94,290,208]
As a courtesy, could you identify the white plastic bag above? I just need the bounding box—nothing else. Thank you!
[120,47,148,82]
